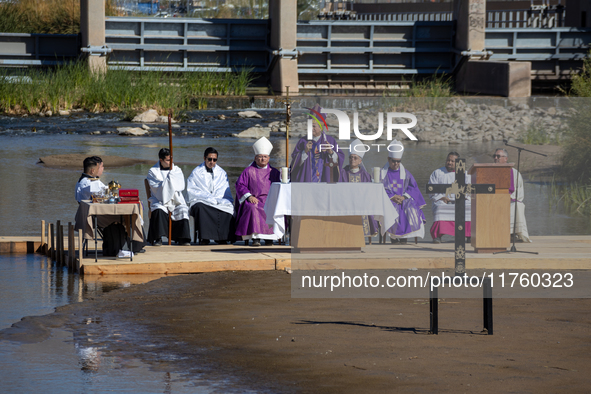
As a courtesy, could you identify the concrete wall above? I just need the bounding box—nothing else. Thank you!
[456,61,532,97]
[269,0,299,94]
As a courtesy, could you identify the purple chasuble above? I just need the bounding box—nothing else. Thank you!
[290,133,345,182]
[339,165,379,237]
[235,163,280,237]
[382,167,426,237]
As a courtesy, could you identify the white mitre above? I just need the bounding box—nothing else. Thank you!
[388,139,404,159]
[349,139,366,159]
[253,136,273,155]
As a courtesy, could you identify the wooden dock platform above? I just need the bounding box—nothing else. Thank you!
[3,234,589,275]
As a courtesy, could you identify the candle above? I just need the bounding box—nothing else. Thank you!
[281,167,289,183]
[373,167,380,183]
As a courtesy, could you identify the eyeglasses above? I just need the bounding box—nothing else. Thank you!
[492,155,506,159]
[206,157,217,162]
[388,159,401,163]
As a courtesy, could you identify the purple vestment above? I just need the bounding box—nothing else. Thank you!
[382,166,426,237]
[290,133,345,182]
[234,163,280,237]
[339,165,379,237]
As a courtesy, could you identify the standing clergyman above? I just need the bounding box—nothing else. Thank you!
[493,148,531,242]
[428,152,472,244]
[186,147,235,245]
[146,148,191,246]
[290,104,344,183]
[234,137,280,246]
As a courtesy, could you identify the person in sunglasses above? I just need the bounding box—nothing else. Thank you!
[186,147,235,245]
[380,139,426,244]
[147,148,192,246]
[493,148,531,243]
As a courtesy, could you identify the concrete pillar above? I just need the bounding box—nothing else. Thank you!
[80,0,107,74]
[269,0,299,95]
[453,0,486,52]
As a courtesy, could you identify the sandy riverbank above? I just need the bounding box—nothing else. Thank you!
[2,270,590,393]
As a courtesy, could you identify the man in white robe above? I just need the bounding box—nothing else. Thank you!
[186,147,235,245]
[75,156,107,203]
[493,148,531,242]
[147,148,191,246]
[428,152,472,244]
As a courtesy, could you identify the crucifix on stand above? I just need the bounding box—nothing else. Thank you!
[425,158,496,335]
[426,158,496,277]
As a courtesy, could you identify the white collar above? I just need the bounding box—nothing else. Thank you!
[350,167,360,173]
[256,164,268,169]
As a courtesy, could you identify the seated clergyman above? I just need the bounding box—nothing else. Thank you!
[75,156,107,202]
[338,139,378,241]
[381,139,426,244]
[186,147,235,245]
[146,148,191,246]
[428,152,472,244]
[235,137,280,247]
[493,148,531,242]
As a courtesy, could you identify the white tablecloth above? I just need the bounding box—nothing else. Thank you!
[264,182,399,237]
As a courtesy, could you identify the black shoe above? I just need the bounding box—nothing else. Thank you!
[466,237,471,243]
[199,239,210,245]
[215,240,230,245]
[181,242,191,246]
[251,239,261,247]
[264,240,274,246]
[399,238,408,245]
[137,248,146,253]
[390,238,399,244]
[153,239,162,246]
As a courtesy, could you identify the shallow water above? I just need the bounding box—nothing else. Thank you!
[0,120,589,237]
[0,254,259,393]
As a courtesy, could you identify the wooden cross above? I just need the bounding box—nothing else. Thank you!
[426,158,496,276]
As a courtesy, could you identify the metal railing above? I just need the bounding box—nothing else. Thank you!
[487,8,566,29]
[104,17,271,72]
[351,11,453,22]
[0,33,79,66]
[296,20,455,76]
[486,27,591,78]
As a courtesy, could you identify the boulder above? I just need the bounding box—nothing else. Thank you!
[238,110,262,119]
[117,127,149,136]
[233,125,271,138]
[132,109,159,123]
[59,110,70,116]
[157,115,177,123]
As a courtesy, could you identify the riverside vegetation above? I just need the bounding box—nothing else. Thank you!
[0,62,253,114]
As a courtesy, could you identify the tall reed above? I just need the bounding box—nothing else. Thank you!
[0,63,253,114]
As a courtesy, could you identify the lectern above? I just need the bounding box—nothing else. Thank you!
[469,163,514,253]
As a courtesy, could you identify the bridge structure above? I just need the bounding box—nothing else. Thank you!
[0,0,589,96]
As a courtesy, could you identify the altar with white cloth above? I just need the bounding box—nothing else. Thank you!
[264,182,399,251]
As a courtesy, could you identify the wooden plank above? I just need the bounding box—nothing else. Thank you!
[82,258,276,275]
[292,216,365,249]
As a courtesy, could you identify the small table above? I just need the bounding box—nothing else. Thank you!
[264,183,399,251]
[74,201,144,262]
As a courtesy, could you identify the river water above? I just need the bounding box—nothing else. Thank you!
[1,104,590,392]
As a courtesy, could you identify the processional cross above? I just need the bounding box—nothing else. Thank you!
[274,86,298,168]
[426,158,496,276]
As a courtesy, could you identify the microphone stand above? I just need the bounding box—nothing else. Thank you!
[495,140,547,255]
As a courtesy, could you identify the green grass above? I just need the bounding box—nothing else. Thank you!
[519,119,559,145]
[0,62,254,114]
[382,74,455,112]
[551,179,591,216]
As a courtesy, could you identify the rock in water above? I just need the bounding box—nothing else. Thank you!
[238,111,262,119]
[117,127,149,136]
[233,126,271,138]
[132,109,159,123]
